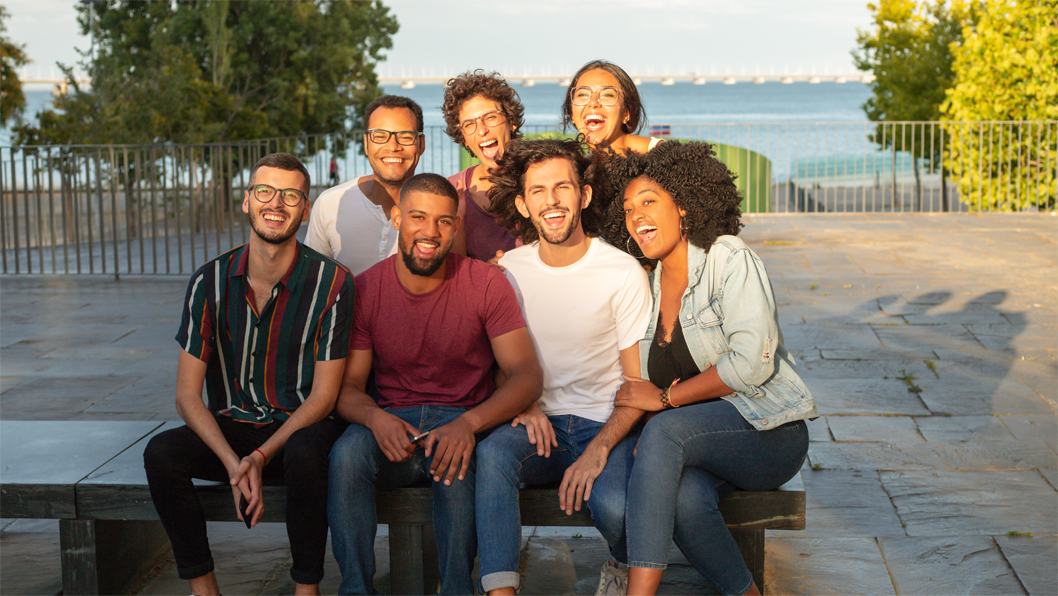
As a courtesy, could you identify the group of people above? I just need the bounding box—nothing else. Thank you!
[143,60,818,596]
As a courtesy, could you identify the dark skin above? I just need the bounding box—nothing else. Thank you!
[614,176,756,596]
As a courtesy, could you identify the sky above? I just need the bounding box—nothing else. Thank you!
[7,0,874,85]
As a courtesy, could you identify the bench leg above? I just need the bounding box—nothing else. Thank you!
[730,528,765,595]
[60,519,170,596]
[389,523,440,595]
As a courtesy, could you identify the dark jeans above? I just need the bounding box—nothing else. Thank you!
[143,415,347,584]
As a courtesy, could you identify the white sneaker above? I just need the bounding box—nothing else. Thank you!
[594,560,629,596]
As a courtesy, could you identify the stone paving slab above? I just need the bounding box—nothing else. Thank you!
[793,470,906,538]
[994,535,1058,596]
[0,522,63,596]
[807,378,930,416]
[808,440,1057,471]
[880,471,1057,536]
[764,537,896,595]
[877,536,1026,595]
[826,416,924,443]
[1000,415,1058,442]
[914,415,1017,443]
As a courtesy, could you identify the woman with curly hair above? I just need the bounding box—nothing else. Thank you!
[603,142,817,596]
[442,70,525,261]
[562,60,659,154]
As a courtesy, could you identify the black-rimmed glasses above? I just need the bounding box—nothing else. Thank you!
[366,129,423,145]
[248,184,306,207]
[459,111,507,136]
[570,86,620,106]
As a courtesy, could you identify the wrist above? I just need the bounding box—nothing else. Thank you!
[252,448,267,465]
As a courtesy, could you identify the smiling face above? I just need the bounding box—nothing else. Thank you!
[623,176,686,260]
[243,166,309,246]
[515,157,591,247]
[458,94,515,170]
[570,69,629,148]
[365,106,425,186]
[394,190,460,277]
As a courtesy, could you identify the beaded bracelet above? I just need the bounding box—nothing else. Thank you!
[659,378,681,409]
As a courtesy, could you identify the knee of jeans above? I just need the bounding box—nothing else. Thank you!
[475,433,520,480]
[143,431,180,474]
[328,427,377,482]
[588,488,626,542]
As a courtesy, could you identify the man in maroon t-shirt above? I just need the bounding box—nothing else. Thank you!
[327,173,543,595]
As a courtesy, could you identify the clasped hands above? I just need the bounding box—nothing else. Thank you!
[367,409,476,486]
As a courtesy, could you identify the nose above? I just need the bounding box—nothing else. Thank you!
[422,217,440,237]
[586,90,602,108]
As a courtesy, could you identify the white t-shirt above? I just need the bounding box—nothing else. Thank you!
[305,178,396,275]
[500,238,652,422]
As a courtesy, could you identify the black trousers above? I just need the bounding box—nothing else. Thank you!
[143,415,347,584]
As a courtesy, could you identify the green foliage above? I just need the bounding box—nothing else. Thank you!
[14,0,398,147]
[941,0,1058,211]
[0,4,30,126]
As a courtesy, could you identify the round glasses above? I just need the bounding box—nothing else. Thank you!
[459,111,507,136]
[366,129,423,146]
[570,86,620,106]
[248,184,306,207]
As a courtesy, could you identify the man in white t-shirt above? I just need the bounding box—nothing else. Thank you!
[305,95,426,275]
[475,139,652,596]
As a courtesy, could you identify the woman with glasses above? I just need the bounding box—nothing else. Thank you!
[601,142,815,596]
[563,60,659,155]
[442,70,525,261]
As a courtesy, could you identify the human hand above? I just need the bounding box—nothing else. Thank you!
[558,447,607,515]
[424,416,476,485]
[366,409,421,463]
[230,450,266,527]
[512,402,557,458]
[614,375,664,411]
[488,250,506,272]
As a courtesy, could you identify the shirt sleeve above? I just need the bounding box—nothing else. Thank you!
[714,246,781,395]
[481,266,527,339]
[315,267,354,361]
[175,266,215,362]
[612,261,653,351]
[305,191,337,258]
[350,271,374,351]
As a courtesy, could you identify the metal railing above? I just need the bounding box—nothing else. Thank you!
[2,121,1055,275]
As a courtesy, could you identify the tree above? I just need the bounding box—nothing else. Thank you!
[941,0,1058,211]
[0,4,30,127]
[852,0,973,209]
[15,0,398,146]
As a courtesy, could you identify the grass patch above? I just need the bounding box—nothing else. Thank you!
[809,463,825,471]
[924,359,939,379]
[897,369,922,394]
[809,282,817,290]
[1007,530,1033,536]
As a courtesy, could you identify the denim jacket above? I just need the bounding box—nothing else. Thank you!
[638,236,818,430]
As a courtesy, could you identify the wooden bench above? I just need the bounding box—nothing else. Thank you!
[1,420,805,595]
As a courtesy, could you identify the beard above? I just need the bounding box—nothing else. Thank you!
[248,209,299,245]
[532,207,581,246]
[398,233,449,277]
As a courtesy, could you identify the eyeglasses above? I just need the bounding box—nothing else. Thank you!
[366,129,423,146]
[459,111,507,136]
[248,184,306,207]
[570,86,620,106]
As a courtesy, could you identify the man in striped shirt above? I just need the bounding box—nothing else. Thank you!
[144,153,354,596]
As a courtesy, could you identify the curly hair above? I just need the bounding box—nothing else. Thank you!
[441,70,525,151]
[561,60,646,136]
[485,138,608,244]
[597,141,744,257]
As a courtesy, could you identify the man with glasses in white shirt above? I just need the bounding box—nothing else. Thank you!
[306,96,426,275]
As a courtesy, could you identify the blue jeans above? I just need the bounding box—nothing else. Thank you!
[626,400,808,596]
[328,405,477,595]
[475,415,639,592]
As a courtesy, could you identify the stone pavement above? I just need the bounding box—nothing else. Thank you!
[2,213,1056,595]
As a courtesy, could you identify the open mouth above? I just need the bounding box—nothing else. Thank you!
[262,211,288,227]
[382,157,406,165]
[583,114,607,132]
[541,209,568,228]
[635,222,658,245]
[413,238,439,258]
[478,138,500,161]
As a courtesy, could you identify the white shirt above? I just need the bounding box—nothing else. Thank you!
[500,238,652,422]
[305,179,395,275]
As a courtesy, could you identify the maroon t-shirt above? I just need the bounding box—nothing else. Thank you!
[352,252,526,409]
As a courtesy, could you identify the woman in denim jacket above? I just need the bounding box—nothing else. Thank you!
[602,142,818,596]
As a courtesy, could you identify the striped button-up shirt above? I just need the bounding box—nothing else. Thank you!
[176,243,354,424]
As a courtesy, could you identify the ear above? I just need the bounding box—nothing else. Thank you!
[515,195,530,219]
[242,190,251,214]
[580,184,593,210]
[392,205,402,230]
[416,134,426,157]
[679,207,687,217]
[453,215,463,235]
[301,198,311,223]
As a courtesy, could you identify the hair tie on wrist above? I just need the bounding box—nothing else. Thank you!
[254,448,267,463]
